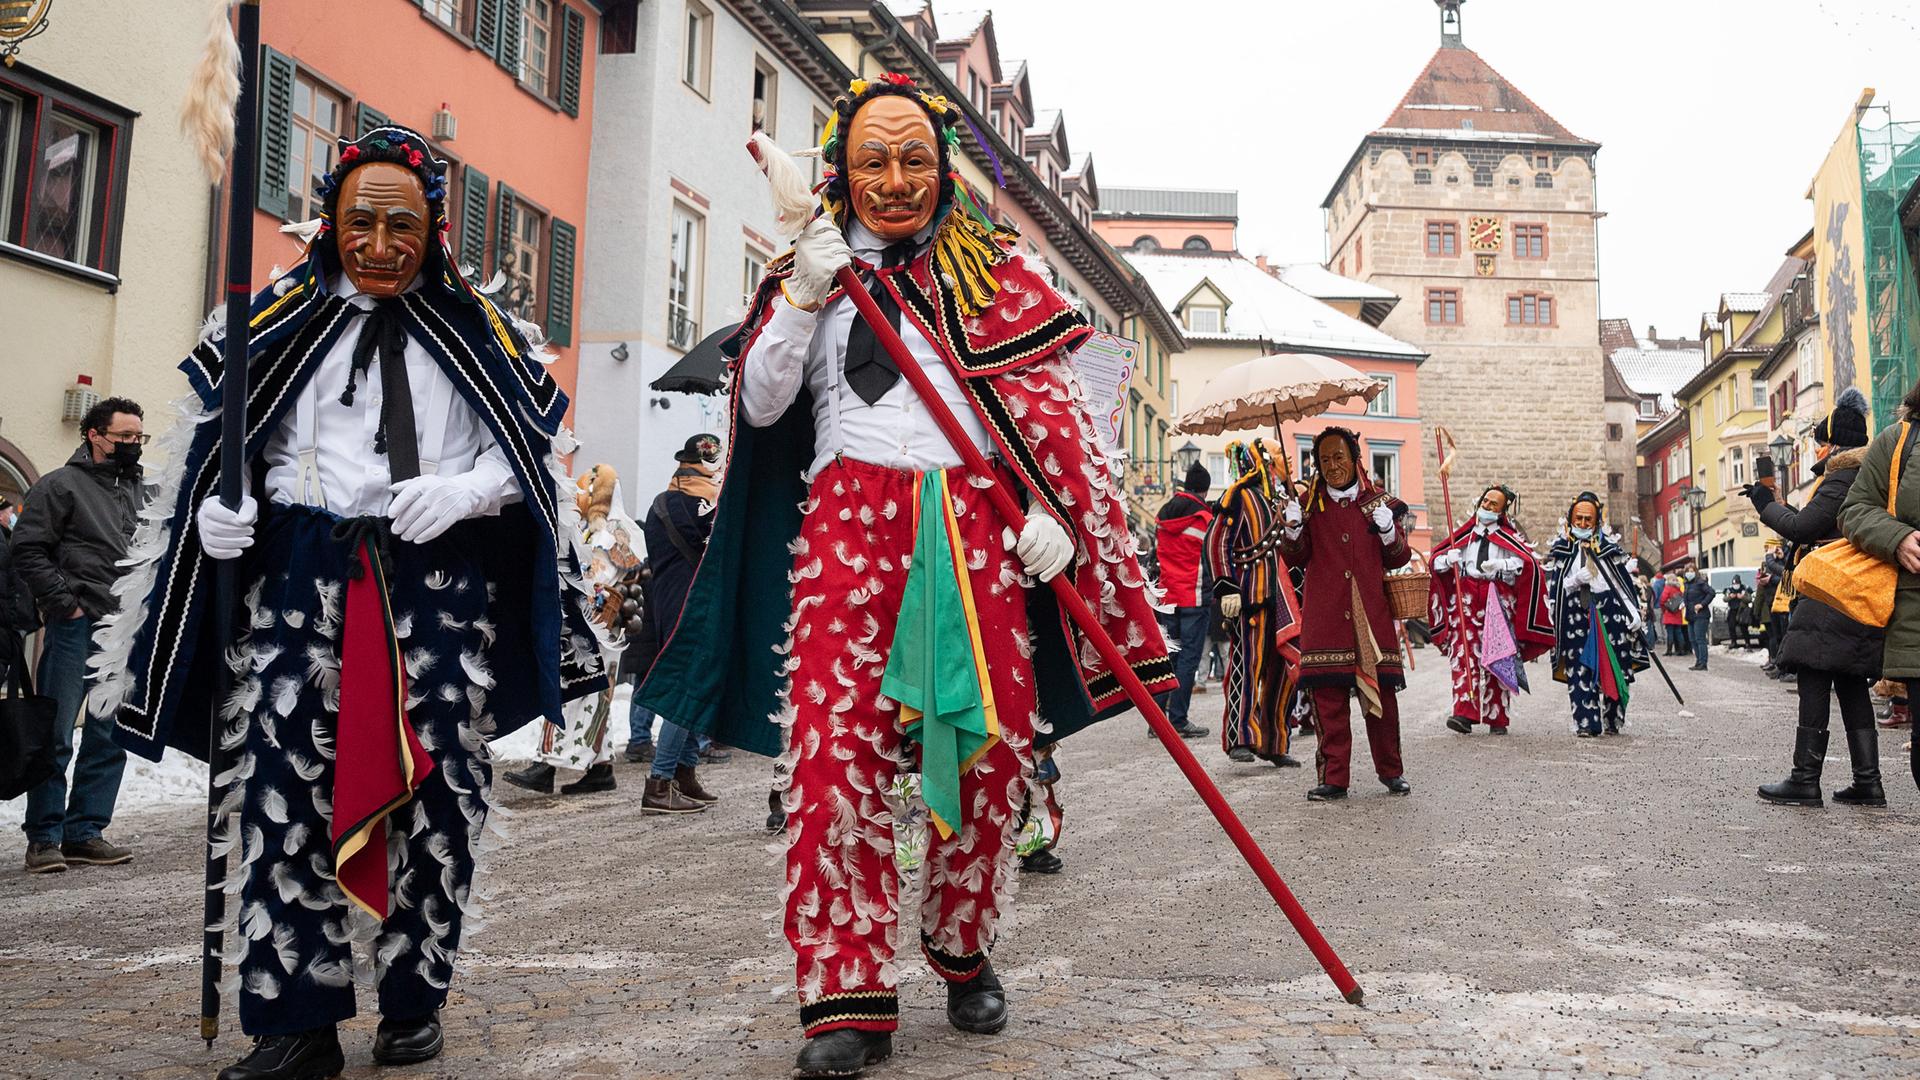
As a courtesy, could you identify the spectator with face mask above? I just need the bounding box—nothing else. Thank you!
[11,397,145,874]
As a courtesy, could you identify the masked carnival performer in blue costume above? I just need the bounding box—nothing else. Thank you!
[89,126,606,1080]
[1544,492,1648,738]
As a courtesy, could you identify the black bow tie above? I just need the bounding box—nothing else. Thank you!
[843,242,916,406]
[340,298,420,483]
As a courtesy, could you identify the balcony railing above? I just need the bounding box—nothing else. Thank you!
[667,304,700,351]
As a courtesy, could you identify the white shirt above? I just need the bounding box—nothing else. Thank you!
[738,222,993,480]
[262,276,520,518]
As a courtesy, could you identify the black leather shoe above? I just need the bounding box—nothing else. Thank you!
[1270,754,1303,768]
[560,762,616,795]
[947,960,1008,1034]
[1758,725,1827,807]
[372,1011,443,1066]
[1173,723,1210,740]
[1382,776,1411,795]
[1020,848,1063,874]
[1306,784,1346,801]
[793,1029,892,1077]
[503,762,556,793]
[1488,726,1509,736]
[218,1027,344,1080]
[1227,746,1256,762]
[1445,716,1473,734]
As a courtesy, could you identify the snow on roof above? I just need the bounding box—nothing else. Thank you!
[1276,263,1399,302]
[933,7,990,43]
[1721,292,1770,314]
[1025,108,1061,138]
[883,0,929,16]
[1125,251,1425,360]
[1611,345,1705,403]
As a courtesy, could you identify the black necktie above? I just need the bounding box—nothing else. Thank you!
[843,242,915,406]
[340,298,421,483]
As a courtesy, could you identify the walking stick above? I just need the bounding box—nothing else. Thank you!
[831,266,1365,1005]
[189,0,262,1044]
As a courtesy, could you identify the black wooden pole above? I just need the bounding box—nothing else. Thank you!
[203,0,260,1047]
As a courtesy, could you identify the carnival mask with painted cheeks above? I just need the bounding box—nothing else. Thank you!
[1570,502,1599,534]
[336,161,431,297]
[846,95,941,241]
[1317,436,1357,490]
[1479,489,1509,516]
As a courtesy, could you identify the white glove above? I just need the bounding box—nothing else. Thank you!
[784,216,853,312]
[1219,593,1243,620]
[1002,509,1073,582]
[1371,504,1396,543]
[197,494,258,561]
[1565,563,1592,588]
[1283,501,1302,528]
[1432,550,1458,573]
[389,475,488,544]
[1493,556,1523,584]
[1588,567,1612,594]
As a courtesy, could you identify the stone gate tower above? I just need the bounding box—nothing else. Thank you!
[1323,0,1606,542]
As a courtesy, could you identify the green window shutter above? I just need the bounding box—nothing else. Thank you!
[473,0,503,58]
[545,218,576,347]
[356,103,390,139]
[496,0,525,75]
[459,165,491,277]
[255,46,297,219]
[494,182,518,282]
[559,6,586,117]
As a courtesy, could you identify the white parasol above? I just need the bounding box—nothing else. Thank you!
[1173,353,1384,436]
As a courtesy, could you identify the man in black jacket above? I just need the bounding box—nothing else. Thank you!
[637,434,722,815]
[1683,563,1717,671]
[11,397,143,873]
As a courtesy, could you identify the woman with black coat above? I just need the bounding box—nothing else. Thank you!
[1749,388,1885,807]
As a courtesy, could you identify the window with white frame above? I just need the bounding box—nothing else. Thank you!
[1751,378,1766,410]
[505,193,546,324]
[1370,447,1400,493]
[423,0,463,31]
[521,0,555,94]
[286,73,345,224]
[1669,502,1685,539]
[668,202,704,349]
[1797,336,1819,389]
[1207,452,1228,488]
[682,0,713,97]
[810,109,828,184]
[1365,373,1396,416]
[1184,305,1222,334]
[742,246,767,307]
[1730,446,1745,486]
[751,57,778,135]
[1639,397,1657,419]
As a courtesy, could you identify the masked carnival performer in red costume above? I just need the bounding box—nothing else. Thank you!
[637,75,1175,1078]
[1279,428,1413,801]
[1428,485,1553,735]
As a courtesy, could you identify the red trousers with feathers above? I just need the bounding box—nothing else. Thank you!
[778,458,1037,1037]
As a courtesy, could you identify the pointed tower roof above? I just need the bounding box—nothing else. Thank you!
[1375,46,1592,145]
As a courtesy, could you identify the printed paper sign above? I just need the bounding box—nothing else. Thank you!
[1069,331,1140,451]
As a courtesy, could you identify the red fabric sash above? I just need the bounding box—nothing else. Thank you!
[331,539,433,920]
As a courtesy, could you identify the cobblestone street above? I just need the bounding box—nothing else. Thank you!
[4,649,1919,1079]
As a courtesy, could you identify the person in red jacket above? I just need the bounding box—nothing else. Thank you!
[1660,569,1689,656]
[1279,428,1413,801]
[1152,463,1215,738]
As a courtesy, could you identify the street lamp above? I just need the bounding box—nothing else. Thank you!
[1767,433,1794,464]
[1685,484,1708,567]
[1173,441,1203,476]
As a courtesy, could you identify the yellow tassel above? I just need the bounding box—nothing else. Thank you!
[930,212,1011,317]
[819,111,838,151]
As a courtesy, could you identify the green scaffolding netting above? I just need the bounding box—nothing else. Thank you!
[1858,113,1920,428]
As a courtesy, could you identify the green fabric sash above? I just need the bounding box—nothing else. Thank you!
[880,471,998,841]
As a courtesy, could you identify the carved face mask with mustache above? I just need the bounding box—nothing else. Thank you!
[845,94,941,242]
[336,161,431,297]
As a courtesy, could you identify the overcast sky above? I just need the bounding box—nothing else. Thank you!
[962,0,1920,342]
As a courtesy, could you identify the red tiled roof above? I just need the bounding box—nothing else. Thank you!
[1376,47,1591,144]
[1598,318,1637,357]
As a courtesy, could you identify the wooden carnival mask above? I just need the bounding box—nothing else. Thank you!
[335,161,431,298]
[845,94,940,242]
[1316,434,1357,490]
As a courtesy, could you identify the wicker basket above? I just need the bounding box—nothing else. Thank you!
[1383,570,1432,622]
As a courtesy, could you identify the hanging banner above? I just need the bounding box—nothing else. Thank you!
[1068,330,1139,452]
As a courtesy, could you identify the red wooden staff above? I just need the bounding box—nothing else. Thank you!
[830,265,1364,1005]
